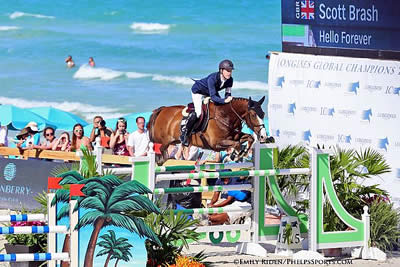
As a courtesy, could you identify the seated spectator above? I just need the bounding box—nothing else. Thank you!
[110,118,130,156]
[16,122,40,150]
[208,175,252,225]
[52,132,71,151]
[88,57,95,67]
[89,116,113,149]
[0,122,8,147]
[34,127,57,150]
[128,116,149,157]
[70,123,92,151]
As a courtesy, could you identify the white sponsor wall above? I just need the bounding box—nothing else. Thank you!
[268,52,400,206]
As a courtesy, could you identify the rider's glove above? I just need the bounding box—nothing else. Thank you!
[224,96,233,103]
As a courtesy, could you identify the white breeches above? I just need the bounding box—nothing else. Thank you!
[191,92,203,118]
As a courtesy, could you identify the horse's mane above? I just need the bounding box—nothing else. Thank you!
[232,97,248,102]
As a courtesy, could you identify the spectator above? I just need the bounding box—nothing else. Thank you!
[88,57,95,67]
[52,132,71,151]
[174,144,199,161]
[70,123,92,151]
[208,175,252,225]
[0,122,8,147]
[65,55,75,68]
[16,122,40,150]
[128,116,149,157]
[89,116,112,149]
[34,127,57,150]
[110,118,130,156]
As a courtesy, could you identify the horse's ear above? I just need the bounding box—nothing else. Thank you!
[248,97,254,107]
[259,96,265,105]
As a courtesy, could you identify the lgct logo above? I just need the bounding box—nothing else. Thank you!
[288,103,296,115]
[303,130,312,143]
[385,86,400,96]
[320,107,335,116]
[306,80,321,88]
[395,87,400,95]
[377,137,389,151]
[346,81,359,95]
[361,109,372,122]
[275,76,285,87]
[338,134,351,144]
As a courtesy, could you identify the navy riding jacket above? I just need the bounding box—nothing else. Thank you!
[191,72,233,104]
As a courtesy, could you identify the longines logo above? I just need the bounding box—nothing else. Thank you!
[324,82,341,89]
[345,81,359,95]
[316,134,335,142]
[377,112,397,120]
[377,137,389,151]
[282,130,297,138]
[288,103,296,115]
[270,104,283,111]
[288,79,304,87]
[361,109,372,122]
[355,137,372,145]
[337,109,357,118]
[301,106,318,113]
[365,85,382,93]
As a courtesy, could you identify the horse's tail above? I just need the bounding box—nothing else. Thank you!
[147,106,165,142]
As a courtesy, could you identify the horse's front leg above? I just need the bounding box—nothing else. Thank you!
[215,139,241,152]
[237,133,255,159]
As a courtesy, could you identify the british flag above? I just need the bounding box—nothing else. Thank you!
[301,0,315,20]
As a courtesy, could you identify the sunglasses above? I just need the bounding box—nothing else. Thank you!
[46,132,54,136]
[118,118,126,123]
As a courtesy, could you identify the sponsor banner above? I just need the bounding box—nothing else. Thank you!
[0,158,71,210]
[282,0,400,52]
[268,52,400,206]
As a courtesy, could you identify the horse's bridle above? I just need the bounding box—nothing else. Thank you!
[229,102,266,138]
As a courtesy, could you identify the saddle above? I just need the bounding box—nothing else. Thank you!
[182,100,210,133]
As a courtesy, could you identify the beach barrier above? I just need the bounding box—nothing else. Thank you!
[93,142,382,259]
[0,193,79,266]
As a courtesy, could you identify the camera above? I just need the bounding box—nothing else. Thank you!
[100,120,106,127]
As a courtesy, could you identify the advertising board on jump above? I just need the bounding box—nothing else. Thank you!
[282,0,400,55]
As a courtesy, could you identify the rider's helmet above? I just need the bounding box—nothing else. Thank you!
[219,59,234,71]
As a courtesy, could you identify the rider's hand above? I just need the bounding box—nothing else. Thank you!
[224,96,233,103]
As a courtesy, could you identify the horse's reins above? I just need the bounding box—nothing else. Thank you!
[229,102,266,136]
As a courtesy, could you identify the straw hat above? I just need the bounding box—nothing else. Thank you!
[24,121,39,132]
[16,128,30,139]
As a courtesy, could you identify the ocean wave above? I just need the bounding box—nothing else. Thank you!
[0,26,20,31]
[9,11,55,20]
[104,11,118,16]
[234,81,268,91]
[0,97,122,121]
[152,74,194,86]
[72,65,267,91]
[73,65,150,80]
[130,22,171,33]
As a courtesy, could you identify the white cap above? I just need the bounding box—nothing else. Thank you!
[24,121,39,132]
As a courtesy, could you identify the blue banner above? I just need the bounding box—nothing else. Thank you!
[282,0,400,51]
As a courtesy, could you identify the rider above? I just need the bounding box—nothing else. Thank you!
[180,59,235,146]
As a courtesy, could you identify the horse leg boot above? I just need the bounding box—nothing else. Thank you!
[179,111,197,146]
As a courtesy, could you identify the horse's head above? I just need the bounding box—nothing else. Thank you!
[246,96,268,142]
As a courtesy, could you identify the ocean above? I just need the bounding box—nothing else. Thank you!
[0,0,282,122]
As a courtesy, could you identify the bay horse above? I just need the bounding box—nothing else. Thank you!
[147,96,269,163]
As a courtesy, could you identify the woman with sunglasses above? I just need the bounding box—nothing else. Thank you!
[110,118,130,156]
[34,127,57,150]
[52,132,71,151]
[70,123,92,152]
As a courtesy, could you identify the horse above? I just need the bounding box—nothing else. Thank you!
[147,96,269,163]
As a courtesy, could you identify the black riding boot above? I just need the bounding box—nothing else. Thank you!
[179,112,197,146]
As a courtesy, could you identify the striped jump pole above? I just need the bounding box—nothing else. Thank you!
[173,206,252,215]
[155,162,254,173]
[0,225,67,235]
[156,168,310,182]
[0,253,69,262]
[153,184,253,194]
[0,214,46,223]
